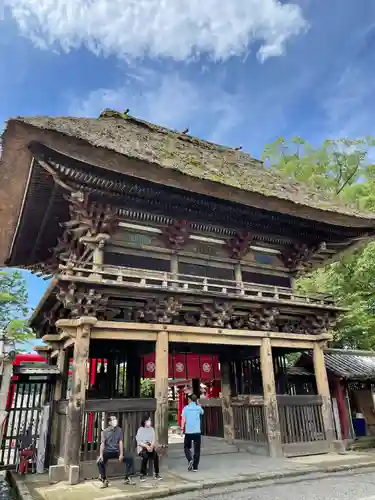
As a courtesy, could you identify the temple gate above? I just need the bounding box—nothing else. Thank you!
[1,110,375,482]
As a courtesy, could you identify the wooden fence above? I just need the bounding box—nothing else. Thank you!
[81,398,156,461]
[201,399,224,438]
[277,394,329,456]
[232,397,267,444]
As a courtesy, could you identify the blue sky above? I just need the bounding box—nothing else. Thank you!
[1,0,375,348]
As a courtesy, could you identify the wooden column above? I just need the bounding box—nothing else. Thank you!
[50,348,66,462]
[234,263,244,295]
[313,342,335,444]
[221,361,235,444]
[126,349,141,398]
[154,330,169,447]
[260,338,282,457]
[64,317,96,483]
[55,348,66,401]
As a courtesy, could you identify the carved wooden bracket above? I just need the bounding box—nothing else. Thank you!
[56,283,108,318]
[231,307,280,330]
[226,231,252,259]
[130,297,335,335]
[281,242,326,271]
[134,297,182,324]
[280,313,336,335]
[161,220,190,250]
[198,302,233,328]
[48,191,119,270]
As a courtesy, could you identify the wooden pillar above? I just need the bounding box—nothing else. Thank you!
[126,349,141,398]
[234,263,244,295]
[313,343,335,444]
[192,379,200,397]
[335,379,349,440]
[260,338,282,457]
[50,348,66,462]
[155,330,169,447]
[64,317,96,483]
[55,348,66,401]
[221,361,235,444]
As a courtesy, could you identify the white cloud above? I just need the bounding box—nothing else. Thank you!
[4,0,307,62]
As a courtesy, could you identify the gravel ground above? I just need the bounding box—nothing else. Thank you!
[167,469,375,500]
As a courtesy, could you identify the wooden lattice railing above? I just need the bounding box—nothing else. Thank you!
[58,263,340,310]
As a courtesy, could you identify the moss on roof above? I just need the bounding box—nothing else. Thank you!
[11,110,375,220]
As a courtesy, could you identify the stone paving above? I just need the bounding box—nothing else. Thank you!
[16,446,375,500]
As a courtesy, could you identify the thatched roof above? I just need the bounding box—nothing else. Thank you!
[11,110,375,220]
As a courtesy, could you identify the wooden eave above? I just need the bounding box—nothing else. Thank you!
[2,138,375,269]
[11,115,375,225]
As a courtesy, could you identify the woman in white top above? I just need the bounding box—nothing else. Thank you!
[135,415,162,482]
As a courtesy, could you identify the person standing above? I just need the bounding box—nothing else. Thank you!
[97,414,135,487]
[181,394,204,472]
[135,415,163,481]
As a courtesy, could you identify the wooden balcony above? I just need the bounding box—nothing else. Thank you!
[57,262,342,312]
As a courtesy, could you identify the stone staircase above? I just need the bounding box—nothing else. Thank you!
[168,436,240,459]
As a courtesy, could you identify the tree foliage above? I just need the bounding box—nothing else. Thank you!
[263,137,375,349]
[0,270,34,348]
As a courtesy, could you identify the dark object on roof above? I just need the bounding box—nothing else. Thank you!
[9,110,375,221]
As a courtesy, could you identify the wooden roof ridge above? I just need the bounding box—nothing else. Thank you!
[5,111,375,222]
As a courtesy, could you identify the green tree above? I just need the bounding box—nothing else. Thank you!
[262,136,375,203]
[0,270,34,348]
[263,137,375,349]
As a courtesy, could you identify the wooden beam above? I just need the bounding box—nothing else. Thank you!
[154,331,169,448]
[91,330,157,342]
[169,333,261,346]
[260,337,282,458]
[313,343,335,445]
[92,321,332,341]
[63,338,75,350]
[270,339,314,349]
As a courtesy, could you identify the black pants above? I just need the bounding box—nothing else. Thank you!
[184,433,201,469]
[97,451,134,480]
[139,448,159,475]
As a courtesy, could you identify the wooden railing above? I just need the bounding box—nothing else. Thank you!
[201,399,224,438]
[80,398,156,461]
[58,263,340,310]
[231,397,267,443]
[277,395,326,445]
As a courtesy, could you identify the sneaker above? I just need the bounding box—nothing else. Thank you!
[187,460,193,471]
[192,469,198,472]
[140,475,147,482]
[154,474,163,481]
[100,480,109,489]
[124,477,135,485]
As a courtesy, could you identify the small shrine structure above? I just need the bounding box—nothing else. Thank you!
[1,110,375,482]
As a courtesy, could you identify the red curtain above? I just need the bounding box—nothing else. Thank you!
[141,353,221,380]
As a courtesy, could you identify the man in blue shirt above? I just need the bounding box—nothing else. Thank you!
[181,394,204,471]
